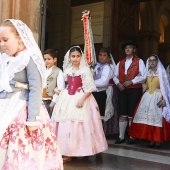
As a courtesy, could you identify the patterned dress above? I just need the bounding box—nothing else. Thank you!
[129,71,170,142]
[0,51,63,170]
[52,67,108,156]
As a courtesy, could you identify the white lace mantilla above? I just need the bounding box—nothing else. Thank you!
[7,19,46,88]
[0,50,30,92]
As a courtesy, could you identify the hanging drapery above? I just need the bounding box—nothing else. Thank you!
[81,10,96,67]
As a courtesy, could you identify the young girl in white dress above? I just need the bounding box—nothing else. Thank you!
[51,46,108,163]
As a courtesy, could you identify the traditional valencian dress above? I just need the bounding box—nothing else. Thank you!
[130,58,170,142]
[0,19,63,170]
[51,47,108,157]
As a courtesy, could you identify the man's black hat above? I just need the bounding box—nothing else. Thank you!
[121,40,138,49]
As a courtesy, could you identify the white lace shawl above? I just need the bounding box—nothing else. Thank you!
[166,64,170,78]
[0,50,30,92]
[146,58,170,122]
[7,19,46,88]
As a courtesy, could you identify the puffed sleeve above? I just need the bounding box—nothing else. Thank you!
[81,67,97,92]
[26,57,42,122]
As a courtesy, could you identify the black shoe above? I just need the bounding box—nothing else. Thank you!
[126,138,135,145]
[155,142,161,149]
[114,138,125,144]
[148,141,155,147]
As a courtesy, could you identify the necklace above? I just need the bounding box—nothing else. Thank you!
[150,69,157,81]
[72,67,80,77]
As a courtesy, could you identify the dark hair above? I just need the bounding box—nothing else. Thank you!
[44,49,58,59]
[69,46,82,55]
[121,40,138,49]
[150,54,158,61]
[98,47,110,57]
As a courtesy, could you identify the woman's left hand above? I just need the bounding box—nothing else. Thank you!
[162,100,166,107]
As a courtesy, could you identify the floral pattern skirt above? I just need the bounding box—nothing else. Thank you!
[0,102,63,170]
[52,92,108,157]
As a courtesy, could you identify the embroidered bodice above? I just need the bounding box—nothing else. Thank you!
[146,73,160,94]
[64,67,96,92]
[67,75,82,95]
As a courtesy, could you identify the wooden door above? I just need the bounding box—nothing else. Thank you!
[39,0,47,53]
[111,0,140,62]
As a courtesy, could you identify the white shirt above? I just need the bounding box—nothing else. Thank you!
[94,63,113,92]
[113,57,146,85]
[52,70,65,103]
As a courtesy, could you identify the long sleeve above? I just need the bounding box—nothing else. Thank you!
[131,59,146,84]
[26,58,42,121]
[52,70,65,103]
[82,67,97,92]
[94,65,112,88]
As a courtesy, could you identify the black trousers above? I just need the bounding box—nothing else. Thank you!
[43,100,52,118]
[93,91,107,116]
[118,88,143,118]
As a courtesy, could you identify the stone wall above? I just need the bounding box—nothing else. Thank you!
[0,0,40,42]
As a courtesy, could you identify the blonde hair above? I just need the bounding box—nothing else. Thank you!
[1,20,19,37]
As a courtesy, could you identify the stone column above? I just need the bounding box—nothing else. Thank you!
[159,43,170,65]
[149,31,160,56]
[0,0,13,22]
[102,0,113,48]
[138,31,150,62]
[0,0,40,43]
[139,30,160,62]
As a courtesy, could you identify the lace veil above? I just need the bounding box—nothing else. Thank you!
[8,19,46,88]
[146,55,170,122]
[63,46,88,72]
[63,46,96,92]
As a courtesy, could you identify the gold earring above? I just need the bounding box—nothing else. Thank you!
[18,42,23,51]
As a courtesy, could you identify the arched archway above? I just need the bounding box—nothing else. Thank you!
[158,1,170,65]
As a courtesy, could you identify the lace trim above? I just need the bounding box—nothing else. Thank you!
[25,116,42,126]
[8,19,46,88]
[25,121,42,126]
[0,50,30,92]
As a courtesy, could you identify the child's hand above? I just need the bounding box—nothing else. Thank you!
[76,98,85,108]
[27,126,39,134]
[50,101,56,110]
[54,87,61,95]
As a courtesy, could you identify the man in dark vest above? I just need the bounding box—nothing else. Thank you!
[113,40,146,144]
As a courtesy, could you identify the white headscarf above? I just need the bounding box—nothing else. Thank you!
[0,19,46,92]
[166,64,170,78]
[9,19,46,87]
[63,46,88,72]
[110,53,116,71]
[146,55,170,122]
